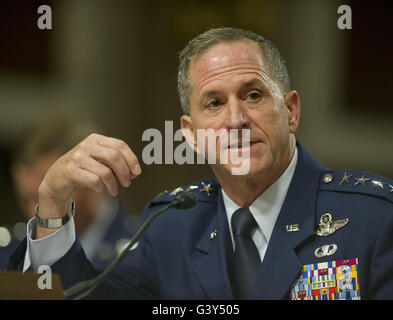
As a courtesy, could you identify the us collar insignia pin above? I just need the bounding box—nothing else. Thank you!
[315,213,349,237]
[210,230,217,240]
[286,224,300,232]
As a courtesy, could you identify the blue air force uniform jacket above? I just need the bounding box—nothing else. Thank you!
[8,143,393,299]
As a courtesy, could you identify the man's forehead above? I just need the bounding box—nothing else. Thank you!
[190,40,265,74]
[188,40,268,90]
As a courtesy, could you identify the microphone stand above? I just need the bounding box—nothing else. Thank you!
[63,190,197,300]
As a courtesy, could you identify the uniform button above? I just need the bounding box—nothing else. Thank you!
[322,173,333,183]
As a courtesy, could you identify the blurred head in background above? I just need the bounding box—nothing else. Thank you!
[10,110,106,236]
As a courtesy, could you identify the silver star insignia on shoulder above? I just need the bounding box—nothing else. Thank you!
[339,172,352,185]
[186,185,198,191]
[169,187,184,196]
[354,175,370,186]
[154,190,168,199]
[371,180,386,189]
[200,182,214,196]
[389,184,393,193]
[315,213,349,237]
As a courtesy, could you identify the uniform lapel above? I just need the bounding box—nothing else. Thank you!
[253,143,322,299]
[192,190,234,300]
[191,143,323,300]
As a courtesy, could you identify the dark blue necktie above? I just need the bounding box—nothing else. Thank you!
[231,207,262,300]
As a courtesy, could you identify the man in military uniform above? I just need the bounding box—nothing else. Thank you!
[8,27,393,299]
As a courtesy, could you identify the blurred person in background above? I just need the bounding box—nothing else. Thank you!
[0,110,139,270]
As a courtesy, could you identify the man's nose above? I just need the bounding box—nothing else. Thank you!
[224,98,250,129]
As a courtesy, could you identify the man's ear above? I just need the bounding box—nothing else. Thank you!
[285,90,301,133]
[180,115,198,153]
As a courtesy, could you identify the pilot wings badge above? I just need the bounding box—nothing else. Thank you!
[315,213,349,237]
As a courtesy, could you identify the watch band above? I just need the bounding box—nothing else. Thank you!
[35,201,75,229]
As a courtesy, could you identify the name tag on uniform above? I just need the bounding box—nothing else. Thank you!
[290,258,361,300]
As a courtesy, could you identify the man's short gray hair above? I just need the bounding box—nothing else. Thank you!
[177,27,291,115]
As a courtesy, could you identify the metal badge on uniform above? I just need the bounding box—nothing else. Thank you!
[314,244,337,258]
[290,258,361,300]
[315,213,349,237]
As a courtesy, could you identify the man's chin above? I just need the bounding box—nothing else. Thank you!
[211,161,265,178]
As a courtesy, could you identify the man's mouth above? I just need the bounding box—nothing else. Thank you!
[227,140,261,149]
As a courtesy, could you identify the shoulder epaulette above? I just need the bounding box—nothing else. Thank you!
[319,169,393,203]
[151,178,220,204]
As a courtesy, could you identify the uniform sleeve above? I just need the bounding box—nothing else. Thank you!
[12,200,160,298]
[369,207,393,299]
[23,216,76,272]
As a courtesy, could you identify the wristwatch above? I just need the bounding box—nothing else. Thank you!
[35,201,75,229]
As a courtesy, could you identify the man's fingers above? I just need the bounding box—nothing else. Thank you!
[81,141,132,188]
[91,134,142,177]
[52,133,141,199]
[74,168,107,194]
[74,155,120,196]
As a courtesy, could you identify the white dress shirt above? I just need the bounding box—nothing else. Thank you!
[222,147,298,263]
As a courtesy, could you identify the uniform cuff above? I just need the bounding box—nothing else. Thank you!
[23,215,76,272]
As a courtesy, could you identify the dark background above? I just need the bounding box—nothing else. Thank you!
[0,0,392,225]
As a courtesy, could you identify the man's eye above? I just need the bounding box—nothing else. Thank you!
[247,92,261,101]
[206,100,221,108]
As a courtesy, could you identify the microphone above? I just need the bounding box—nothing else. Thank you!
[172,188,198,209]
[63,189,198,300]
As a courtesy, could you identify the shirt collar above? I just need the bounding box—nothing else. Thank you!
[222,147,298,246]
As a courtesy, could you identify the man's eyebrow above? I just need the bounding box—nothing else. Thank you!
[202,90,220,97]
[198,78,268,104]
[199,90,220,103]
[240,78,265,89]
